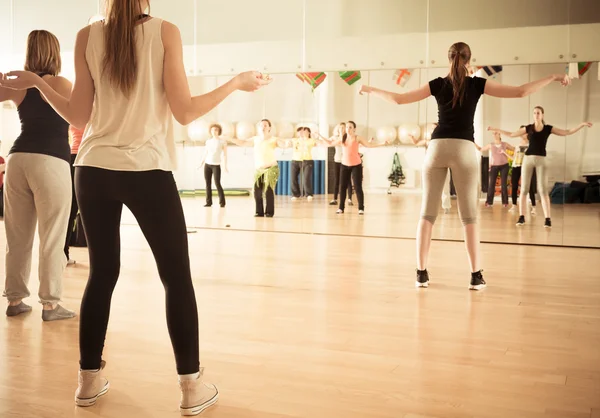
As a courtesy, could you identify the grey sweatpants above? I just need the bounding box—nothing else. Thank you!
[421,139,479,225]
[2,153,72,304]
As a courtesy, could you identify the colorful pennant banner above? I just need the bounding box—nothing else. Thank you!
[339,71,362,86]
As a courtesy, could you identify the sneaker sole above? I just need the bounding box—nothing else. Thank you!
[415,281,429,288]
[516,223,524,227]
[180,388,219,416]
[544,225,552,229]
[75,381,110,407]
[469,284,486,290]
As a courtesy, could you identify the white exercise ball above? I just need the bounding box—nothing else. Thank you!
[278,122,295,139]
[188,119,210,142]
[423,123,436,141]
[398,123,421,144]
[376,126,397,143]
[219,122,235,140]
[236,121,255,140]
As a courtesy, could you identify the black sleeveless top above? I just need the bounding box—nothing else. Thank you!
[9,82,70,164]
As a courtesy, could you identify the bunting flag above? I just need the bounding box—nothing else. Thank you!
[477,65,503,77]
[338,70,362,86]
[393,69,413,87]
[295,72,327,90]
[566,61,593,79]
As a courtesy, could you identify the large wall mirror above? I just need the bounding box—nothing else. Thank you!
[0,0,598,248]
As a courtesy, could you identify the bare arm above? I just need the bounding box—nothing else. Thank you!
[551,122,593,137]
[0,27,94,129]
[484,74,570,99]
[488,126,526,138]
[359,84,431,105]
[162,23,270,126]
[227,137,254,147]
[358,137,388,148]
[504,142,515,152]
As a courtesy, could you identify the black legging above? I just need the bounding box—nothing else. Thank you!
[333,161,352,201]
[204,164,225,206]
[339,164,364,211]
[486,163,509,205]
[511,166,537,206]
[64,153,78,259]
[75,166,199,375]
[254,172,275,216]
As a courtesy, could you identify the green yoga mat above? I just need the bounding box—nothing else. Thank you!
[179,189,250,197]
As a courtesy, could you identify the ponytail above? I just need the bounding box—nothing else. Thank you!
[103,0,147,97]
[447,42,472,108]
[449,54,467,108]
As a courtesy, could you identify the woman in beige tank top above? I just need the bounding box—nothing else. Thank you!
[0,0,271,415]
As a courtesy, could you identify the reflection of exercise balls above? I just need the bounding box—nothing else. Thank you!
[278,122,294,138]
[220,122,235,140]
[236,121,255,140]
[376,126,397,143]
[398,124,421,144]
[423,123,436,141]
[188,119,210,142]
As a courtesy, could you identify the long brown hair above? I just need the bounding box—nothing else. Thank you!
[103,0,148,97]
[342,121,356,144]
[447,42,471,108]
[24,30,61,76]
[534,106,546,124]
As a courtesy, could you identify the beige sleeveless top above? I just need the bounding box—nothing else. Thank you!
[75,18,176,171]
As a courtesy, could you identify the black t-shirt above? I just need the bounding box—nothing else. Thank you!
[9,88,70,163]
[524,124,553,157]
[429,76,487,141]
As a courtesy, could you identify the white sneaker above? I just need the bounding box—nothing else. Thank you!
[67,259,76,266]
[347,199,354,206]
[179,369,219,416]
[509,205,516,212]
[531,207,537,215]
[307,196,313,201]
[291,197,298,201]
[358,210,364,215]
[75,361,110,407]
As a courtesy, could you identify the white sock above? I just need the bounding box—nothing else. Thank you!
[179,372,200,381]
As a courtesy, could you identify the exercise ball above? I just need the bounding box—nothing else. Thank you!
[398,124,421,144]
[220,122,235,140]
[236,121,255,140]
[278,122,295,139]
[376,126,397,143]
[423,123,436,141]
[188,119,210,142]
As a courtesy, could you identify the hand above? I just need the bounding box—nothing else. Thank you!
[581,122,593,128]
[358,85,372,95]
[369,137,374,143]
[233,71,272,92]
[487,126,494,131]
[554,73,571,87]
[0,71,41,90]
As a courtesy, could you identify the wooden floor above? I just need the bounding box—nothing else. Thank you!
[122,193,600,248]
[1,223,599,418]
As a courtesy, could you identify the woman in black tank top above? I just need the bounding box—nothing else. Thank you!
[357,42,570,291]
[489,106,592,228]
[0,30,75,321]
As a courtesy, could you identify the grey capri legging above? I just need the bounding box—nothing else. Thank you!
[421,138,479,226]
[520,155,548,198]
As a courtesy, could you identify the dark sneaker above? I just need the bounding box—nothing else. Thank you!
[544,218,551,228]
[469,270,486,290]
[416,269,429,288]
[516,216,525,226]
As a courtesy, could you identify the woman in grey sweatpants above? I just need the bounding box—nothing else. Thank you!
[489,107,592,229]
[0,30,75,321]
[359,42,570,290]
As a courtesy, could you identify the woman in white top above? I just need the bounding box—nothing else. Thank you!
[199,123,227,207]
[328,123,353,206]
[0,0,270,415]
